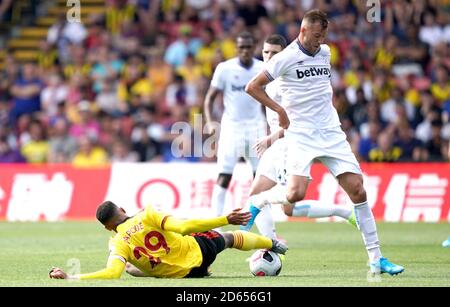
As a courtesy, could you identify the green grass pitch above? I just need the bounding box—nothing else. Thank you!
[0,221,449,287]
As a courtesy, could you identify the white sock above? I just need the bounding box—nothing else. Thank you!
[250,184,290,209]
[255,205,276,240]
[212,185,227,216]
[354,201,382,263]
[292,200,352,219]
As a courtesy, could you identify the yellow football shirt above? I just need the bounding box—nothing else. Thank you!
[77,205,229,279]
[109,205,203,278]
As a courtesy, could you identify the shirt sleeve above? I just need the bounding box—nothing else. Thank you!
[264,50,290,81]
[76,237,128,280]
[142,204,228,234]
[78,257,126,280]
[162,215,229,235]
[210,62,225,90]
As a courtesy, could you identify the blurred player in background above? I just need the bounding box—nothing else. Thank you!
[49,201,287,280]
[245,9,404,276]
[247,34,356,240]
[204,32,266,217]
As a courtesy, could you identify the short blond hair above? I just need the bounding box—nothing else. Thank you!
[303,9,328,29]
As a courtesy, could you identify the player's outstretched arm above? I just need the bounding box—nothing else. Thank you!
[49,258,126,280]
[203,86,221,134]
[254,128,285,158]
[245,73,290,129]
[163,209,251,235]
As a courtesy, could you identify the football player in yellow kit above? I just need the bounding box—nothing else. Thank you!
[49,201,288,279]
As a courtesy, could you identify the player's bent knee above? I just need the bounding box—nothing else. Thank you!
[283,205,294,216]
[222,232,234,248]
[351,184,367,203]
[286,190,305,203]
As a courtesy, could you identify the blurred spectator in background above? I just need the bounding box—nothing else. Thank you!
[176,53,203,86]
[369,131,402,162]
[117,63,153,110]
[0,97,10,127]
[237,0,268,28]
[9,62,42,124]
[0,54,19,102]
[105,0,136,36]
[48,118,78,163]
[69,100,101,142]
[165,74,197,114]
[147,51,174,103]
[96,79,126,116]
[164,24,197,68]
[20,119,49,164]
[110,138,138,162]
[380,88,416,125]
[0,136,25,163]
[0,0,13,24]
[72,134,109,167]
[37,40,59,72]
[40,73,68,119]
[47,13,87,63]
[431,66,450,105]
[393,122,424,161]
[358,120,381,162]
[91,47,124,93]
[423,119,448,161]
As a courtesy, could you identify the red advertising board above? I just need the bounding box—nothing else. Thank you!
[0,164,110,221]
[0,163,449,222]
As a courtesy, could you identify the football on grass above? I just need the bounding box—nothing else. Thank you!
[249,249,282,276]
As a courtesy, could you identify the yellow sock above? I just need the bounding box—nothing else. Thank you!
[231,230,272,251]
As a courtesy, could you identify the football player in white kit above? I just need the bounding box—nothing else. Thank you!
[204,32,266,217]
[244,10,404,276]
[248,34,357,241]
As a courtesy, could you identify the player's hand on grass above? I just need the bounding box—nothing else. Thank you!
[278,109,290,130]
[226,208,251,225]
[49,267,68,279]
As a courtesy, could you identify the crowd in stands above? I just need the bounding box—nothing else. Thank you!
[0,0,449,166]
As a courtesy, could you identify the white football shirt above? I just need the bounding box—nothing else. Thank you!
[264,40,341,131]
[210,57,265,123]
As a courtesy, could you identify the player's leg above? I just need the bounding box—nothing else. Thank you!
[249,175,277,239]
[212,173,233,216]
[335,170,404,275]
[221,231,288,254]
[245,140,279,238]
[282,200,354,224]
[213,125,239,216]
[320,127,403,275]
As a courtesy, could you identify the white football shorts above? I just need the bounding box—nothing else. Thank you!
[217,119,267,174]
[255,137,289,185]
[285,126,362,179]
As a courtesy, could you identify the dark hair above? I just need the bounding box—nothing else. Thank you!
[264,34,287,49]
[96,201,118,224]
[431,119,443,127]
[303,9,328,29]
[236,31,254,43]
